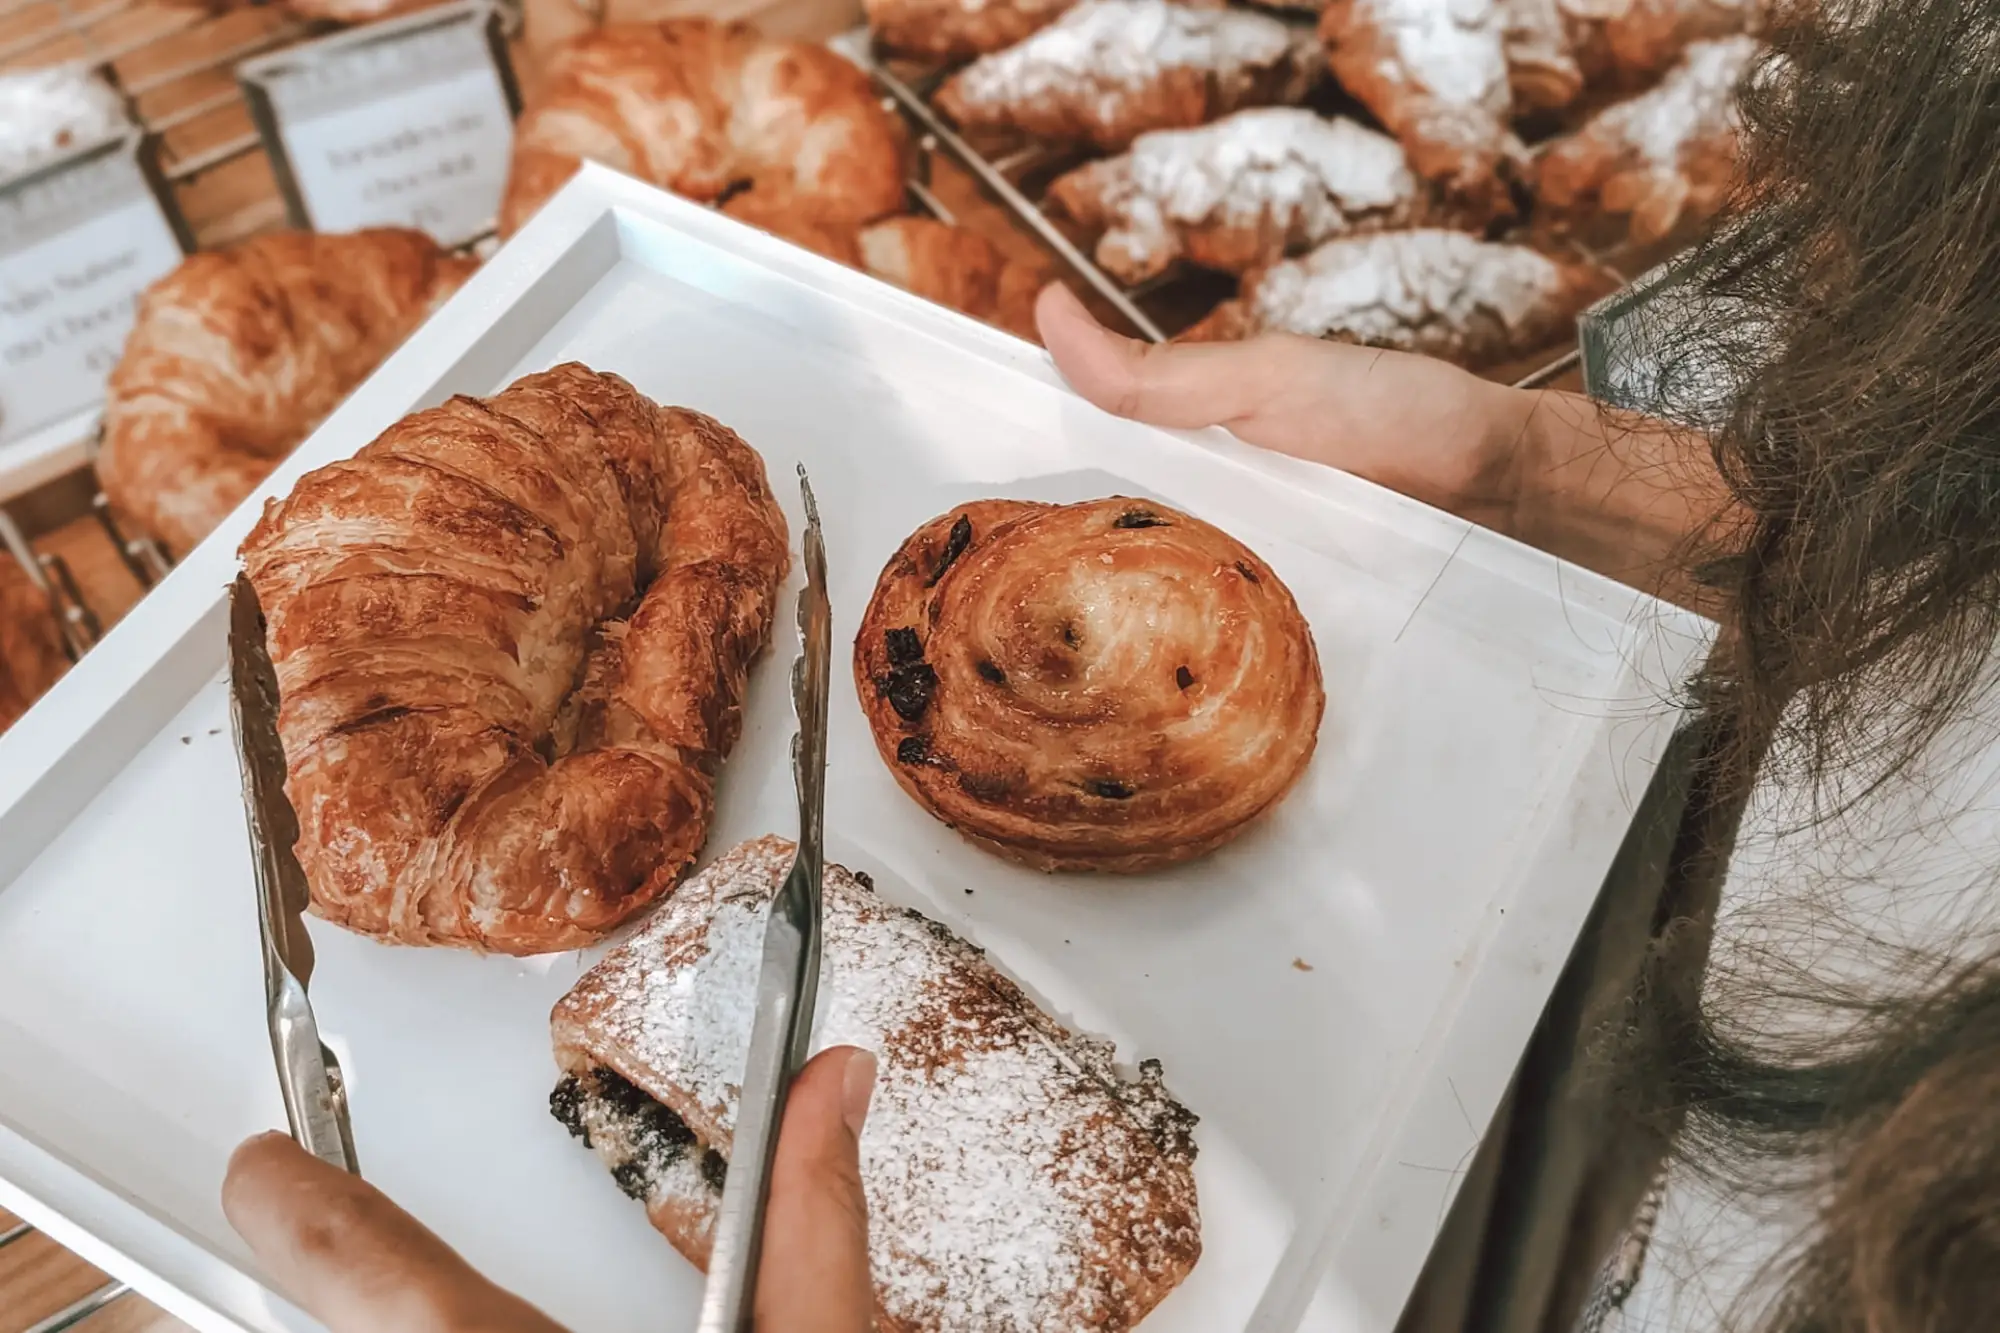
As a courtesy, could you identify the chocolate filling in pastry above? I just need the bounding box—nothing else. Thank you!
[549,835,1202,1331]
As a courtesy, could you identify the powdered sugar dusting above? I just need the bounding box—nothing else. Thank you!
[1356,0,1509,111]
[0,65,130,181]
[1112,109,1420,269]
[1245,229,1572,342]
[554,836,1201,1331]
[949,0,1308,109]
[1613,34,1757,166]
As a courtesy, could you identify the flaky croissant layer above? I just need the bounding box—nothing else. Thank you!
[240,364,789,953]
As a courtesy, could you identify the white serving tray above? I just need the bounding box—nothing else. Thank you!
[0,165,1708,1333]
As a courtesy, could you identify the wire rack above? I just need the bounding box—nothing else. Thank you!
[839,30,1674,393]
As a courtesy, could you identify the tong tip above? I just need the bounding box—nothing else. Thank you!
[797,464,821,531]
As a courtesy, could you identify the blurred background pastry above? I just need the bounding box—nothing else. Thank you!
[1180,229,1610,367]
[0,555,67,735]
[1047,106,1425,283]
[1535,33,1758,244]
[96,228,476,558]
[935,0,1322,150]
[498,19,909,238]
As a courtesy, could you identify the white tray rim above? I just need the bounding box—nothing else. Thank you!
[0,163,1713,1333]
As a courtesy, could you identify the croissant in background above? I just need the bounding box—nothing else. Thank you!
[498,20,908,238]
[864,0,1081,60]
[852,217,1046,339]
[1318,0,1520,215]
[96,229,475,558]
[1535,34,1756,244]
[240,364,789,954]
[0,554,67,734]
[1047,107,1424,284]
[1567,0,1762,90]
[1181,230,1609,369]
[936,0,1322,151]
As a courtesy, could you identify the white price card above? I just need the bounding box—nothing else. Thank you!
[239,0,521,249]
[0,134,187,450]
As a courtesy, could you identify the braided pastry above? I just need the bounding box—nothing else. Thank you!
[1535,34,1755,244]
[1179,229,1607,368]
[935,0,1322,151]
[864,0,1082,60]
[0,554,66,734]
[1047,107,1423,284]
[498,21,908,239]
[240,363,789,954]
[1502,0,1588,110]
[856,497,1323,872]
[98,229,475,558]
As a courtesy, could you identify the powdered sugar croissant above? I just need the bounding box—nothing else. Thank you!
[499,20,908,238]
[1503,0,1760,111]
[1180,229,1608,368]
[1536,34,1757,243]
[97,229,475,557]
[1571,0,1762,89]
[239,364,788,954]
[1047,107,1424,283]
[855,217,1047,340]
[1319,0,1520,214]
[936,0,1322,151]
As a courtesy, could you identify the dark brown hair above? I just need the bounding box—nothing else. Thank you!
[1604,0,2000,1329]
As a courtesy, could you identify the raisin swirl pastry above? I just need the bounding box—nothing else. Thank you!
[856,497,1324,872]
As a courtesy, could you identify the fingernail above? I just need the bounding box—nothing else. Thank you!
[841,1049,878,1138]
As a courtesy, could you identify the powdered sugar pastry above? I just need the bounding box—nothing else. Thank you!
[1062,107,1421,279]
[1614,34,1757,167]
[948,0,1313,112]
[551,835,1201,1332]
[1244,229,1575,346]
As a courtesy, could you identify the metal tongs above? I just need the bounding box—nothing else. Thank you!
[228,573,360,1174]
[699,467,832,1333]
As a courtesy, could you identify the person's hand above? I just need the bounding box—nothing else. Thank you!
[1035,282,1537,537]
[1036,283,1739,607]
[221,1045,879,1332]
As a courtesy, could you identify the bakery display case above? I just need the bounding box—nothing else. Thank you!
[0,1,1750,1327]
[0,167,1709,1333]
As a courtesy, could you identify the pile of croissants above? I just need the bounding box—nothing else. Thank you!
[879,0,1766,361]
